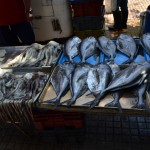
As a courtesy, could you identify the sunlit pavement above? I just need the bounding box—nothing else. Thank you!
[105,0,149,38]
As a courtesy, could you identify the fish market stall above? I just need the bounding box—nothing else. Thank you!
[0,41,63,132]
[36,33,150,116]
[1,33,150,133]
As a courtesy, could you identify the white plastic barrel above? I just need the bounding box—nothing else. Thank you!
[31,0,73,42]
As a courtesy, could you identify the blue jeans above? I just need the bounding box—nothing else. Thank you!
[0,21,35,46]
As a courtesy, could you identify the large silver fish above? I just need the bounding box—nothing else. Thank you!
[88,63,150,108]
[87,63,112,96]
[61,63,91,107]
[116,34,137,63]
[97,36,116,61]
[140,33,150,55]
[64,36,81,62]
[43,62,75,106]
[105,63,122,112]
[80,36,97,62]
[133,77,149,109]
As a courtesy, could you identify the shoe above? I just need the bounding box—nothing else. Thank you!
[108,26,119,31]
[121,28,127,32]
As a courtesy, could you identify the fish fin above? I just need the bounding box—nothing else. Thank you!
[105,101,122,113]
[77,72,88,82]
[60,98,76,107]
[82,101,94,106]
[89,91,106,109]
[86,92,93,96]
[42,98,60,107]
[94,50,100,61]
[131,101,150,112]
[67,99,76,108]
[77,86,88,98]
[89,100,100,109]
[60,99,71,105]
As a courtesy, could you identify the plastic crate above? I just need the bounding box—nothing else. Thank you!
[73,16,105,30]
[71,4,84,17]
[71,2,104,17]
[33,110,84,130]
[83,2,104,16]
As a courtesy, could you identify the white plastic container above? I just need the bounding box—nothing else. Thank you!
[31,0,73,42]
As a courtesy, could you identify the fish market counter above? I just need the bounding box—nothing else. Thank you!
[1,34,150,132]
[35,34,150,116]
[0,42,63,131]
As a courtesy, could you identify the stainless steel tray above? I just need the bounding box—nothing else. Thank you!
[0,45,62,72]
[37,69,150,115]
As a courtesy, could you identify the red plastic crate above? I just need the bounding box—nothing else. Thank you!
[71,4,84,17]
[71,1,104,17]
[83,2,102,16]
[33,110,84,130]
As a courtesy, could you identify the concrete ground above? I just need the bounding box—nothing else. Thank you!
[104,0,149,38]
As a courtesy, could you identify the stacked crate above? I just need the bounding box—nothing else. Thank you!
[68,0,105,38]
[33,110,84,131]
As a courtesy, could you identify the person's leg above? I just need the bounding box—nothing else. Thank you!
[0,26,20,46]
[11,21,35,45]
[120,0,128,30]
[109,0,122,31]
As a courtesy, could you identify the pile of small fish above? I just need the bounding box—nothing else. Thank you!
[42,33,150,112]
[1,41,62,68]
[0,71,48,126]
[0,72,48,101]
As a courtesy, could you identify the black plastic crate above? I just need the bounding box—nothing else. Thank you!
[73,16,105,30]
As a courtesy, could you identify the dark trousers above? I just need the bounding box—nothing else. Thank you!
[0,21,35,46]
[113,0,128,29]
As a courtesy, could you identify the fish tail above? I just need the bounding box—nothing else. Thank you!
[81,58,85,63]
[42,97,60,106]
[60,99,71,105]
[90,91,106,109]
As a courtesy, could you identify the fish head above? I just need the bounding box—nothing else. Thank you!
[87,36,97,43]
[62,61,75,76]
[80,37,96,54]
[72,36,82,45]
[140,33,150,50]
[98,36,109,49]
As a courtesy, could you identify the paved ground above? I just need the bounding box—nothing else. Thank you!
[104,0,149,38]
[0,114,150,150]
